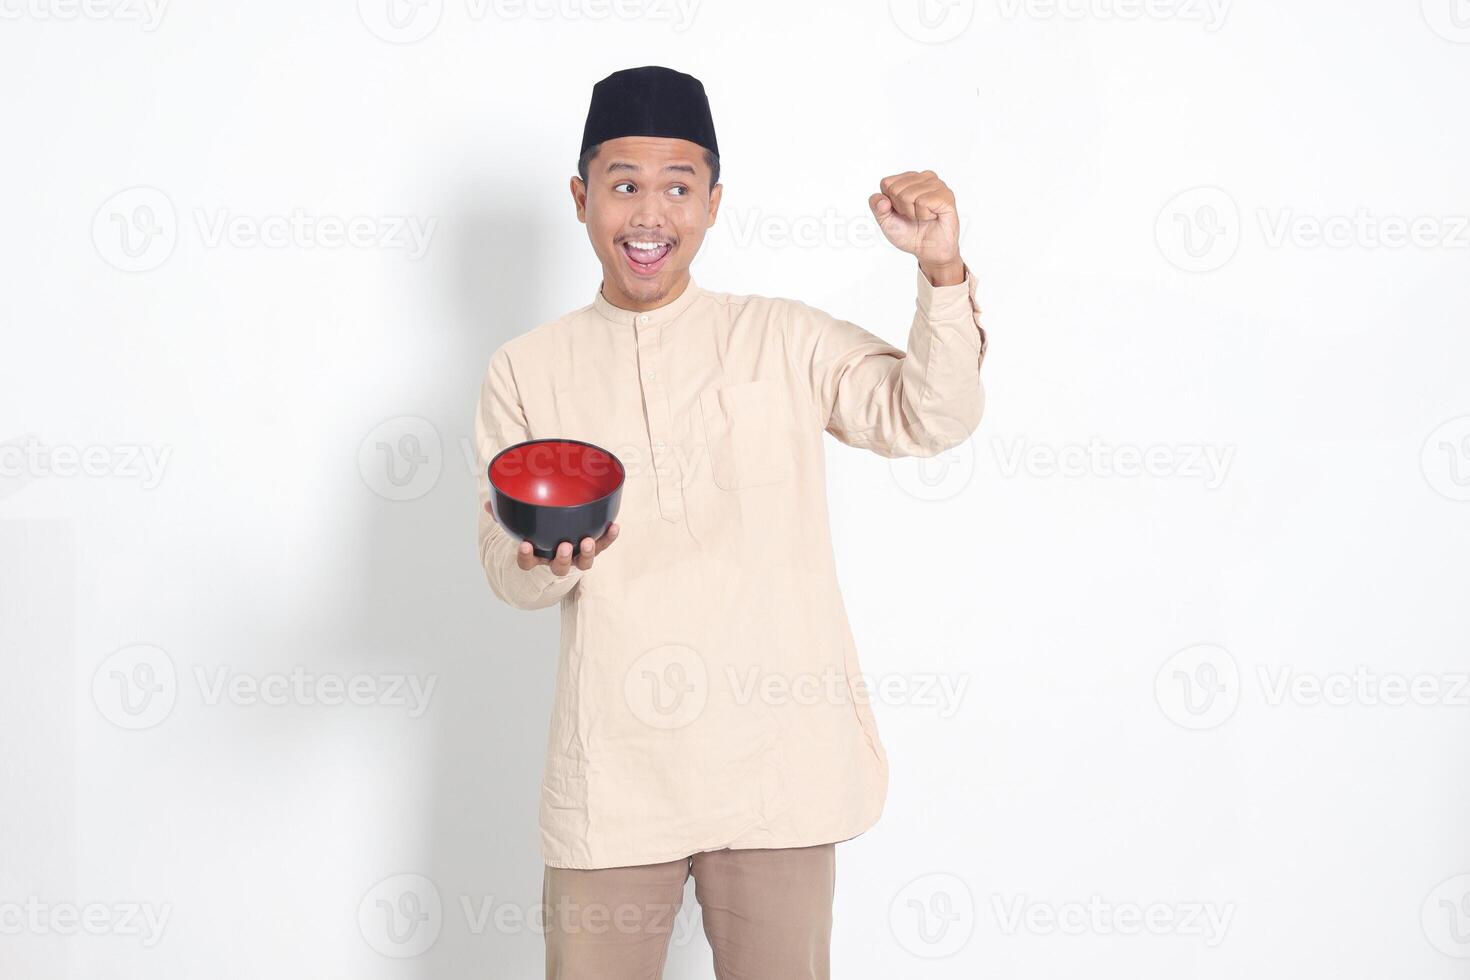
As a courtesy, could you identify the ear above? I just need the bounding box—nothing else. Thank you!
[570,176,587,223]
[706,183,722,227]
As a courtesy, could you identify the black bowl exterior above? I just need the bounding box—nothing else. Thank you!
[491,483,623,559]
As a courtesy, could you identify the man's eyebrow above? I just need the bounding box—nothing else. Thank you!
[604,160,698,175]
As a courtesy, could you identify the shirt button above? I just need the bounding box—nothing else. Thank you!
[653,441,666,451]
[644,370,657,380]
[638,314,649,324]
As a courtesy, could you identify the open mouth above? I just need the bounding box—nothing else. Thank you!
[620,239,674,276]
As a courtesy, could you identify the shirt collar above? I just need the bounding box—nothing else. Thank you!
[592,275,702,328]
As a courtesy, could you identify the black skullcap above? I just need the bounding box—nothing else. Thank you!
[580,65,718,159]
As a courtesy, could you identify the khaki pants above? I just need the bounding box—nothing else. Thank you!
[542,843,836,980]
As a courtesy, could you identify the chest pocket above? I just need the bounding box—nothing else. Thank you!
[699,378,795,491]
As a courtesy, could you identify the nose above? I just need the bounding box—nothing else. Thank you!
[629,199,668,234]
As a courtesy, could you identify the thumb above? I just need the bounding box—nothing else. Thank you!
[869,193,891,218]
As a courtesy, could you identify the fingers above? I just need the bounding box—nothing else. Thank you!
[911,191,954,221]
[877,170,952,221]
[879,171,926,219]
[596,522,620,551]
[574,522,620,570]
[513,538,575,575]
[548,541,575,576]
[513,523,621,575]
[878,170,922,200]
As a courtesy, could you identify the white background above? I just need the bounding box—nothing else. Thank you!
[3,0,1469,977]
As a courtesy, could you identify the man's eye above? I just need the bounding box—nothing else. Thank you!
[613,182,635,193]
[669,185,688,196]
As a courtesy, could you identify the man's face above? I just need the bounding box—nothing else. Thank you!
[571,136,721,312]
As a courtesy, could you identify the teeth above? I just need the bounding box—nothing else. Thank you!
[627,241,669,250]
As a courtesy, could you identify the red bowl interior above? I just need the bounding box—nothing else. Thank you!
[490,439,624,507]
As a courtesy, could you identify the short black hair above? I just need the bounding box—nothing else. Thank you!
[577,141,720,193]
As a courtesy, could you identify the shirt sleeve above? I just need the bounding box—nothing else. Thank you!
[474,345,585,611]
[787,261,988,458]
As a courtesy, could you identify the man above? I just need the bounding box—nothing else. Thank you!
[474,65,987,980]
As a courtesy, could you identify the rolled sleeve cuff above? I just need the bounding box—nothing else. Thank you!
[916,261,987,357]
[484,520,584,609]
[523,558,583,594]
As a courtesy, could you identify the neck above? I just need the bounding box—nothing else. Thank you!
[601,270,692,313]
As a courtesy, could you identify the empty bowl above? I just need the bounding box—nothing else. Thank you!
[487,438,625,559]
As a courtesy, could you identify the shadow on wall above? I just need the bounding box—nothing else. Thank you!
[353,188,712,978]
[349,182,711,975]
[347,192,556,976]
[432,195,562,976]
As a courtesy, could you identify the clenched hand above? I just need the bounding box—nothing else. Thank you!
[869,169,965,286]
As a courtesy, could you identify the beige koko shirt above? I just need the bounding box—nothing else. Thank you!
[474,263,987,870]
